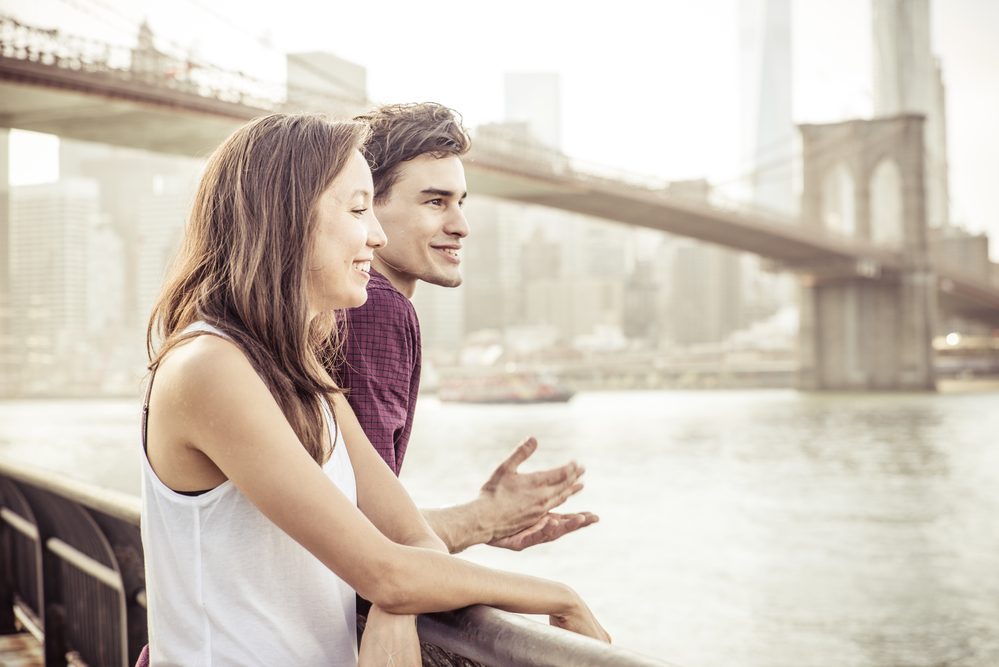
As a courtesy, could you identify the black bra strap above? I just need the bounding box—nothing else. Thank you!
[141,368,157,454]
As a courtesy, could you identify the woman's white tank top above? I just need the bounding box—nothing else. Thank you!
[140,321,358,666]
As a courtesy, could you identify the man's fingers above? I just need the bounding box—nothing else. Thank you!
[498,437,538,474]
[482,437,538,489]
[548,511,599,527]
[489,515,551,551]
[491,512,600,551]
[503,436,538,471]
[528,461,583,487]
[544,481,585,511]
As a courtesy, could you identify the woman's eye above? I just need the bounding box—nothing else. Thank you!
[352,208,368,215]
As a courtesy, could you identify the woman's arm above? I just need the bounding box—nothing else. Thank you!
[332,393,447,553]
[155,337,607,639]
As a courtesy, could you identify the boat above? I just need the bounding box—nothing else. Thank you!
[437,371,575,404]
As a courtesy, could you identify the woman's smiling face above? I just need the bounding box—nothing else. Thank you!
[307,149,387,315]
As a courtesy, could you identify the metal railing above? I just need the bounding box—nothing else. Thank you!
[0,458,665,666]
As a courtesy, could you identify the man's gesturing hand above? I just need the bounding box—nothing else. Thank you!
[477,437,598,549]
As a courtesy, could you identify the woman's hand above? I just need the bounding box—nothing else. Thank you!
[550,592,612,643]
[358,605,421,666]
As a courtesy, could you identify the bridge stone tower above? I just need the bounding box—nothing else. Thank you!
[797,114,936,390]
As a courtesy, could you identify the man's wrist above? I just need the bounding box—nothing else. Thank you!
[422,499,493,553]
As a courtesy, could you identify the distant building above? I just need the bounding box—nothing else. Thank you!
[504,72,561,149]
[58,138,201,330]
[286,51,368,115]
[461,197,523,337]
[86,217,126,334]
[0,130,9,302]
[623,258,665,344]
[9,180,98,392]
[872,0,950,228]
[738,0,798,332]
[739,0,794,215]
[930,226,991,280]
[412,286,465,354]
[670,241,743,346]
[136,176,193,327]
[0,130,13,395]
[664,181,743,345]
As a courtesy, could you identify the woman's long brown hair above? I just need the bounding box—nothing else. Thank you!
[147,113,370,464]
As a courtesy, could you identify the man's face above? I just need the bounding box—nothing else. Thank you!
[372,154,468,297]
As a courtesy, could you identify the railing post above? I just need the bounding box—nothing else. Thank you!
[0,520,15,633]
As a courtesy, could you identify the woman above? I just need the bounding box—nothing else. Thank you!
[141,113,608,666]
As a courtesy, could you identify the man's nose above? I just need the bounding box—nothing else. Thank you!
[445,207,469,238]
[367,211,387,248]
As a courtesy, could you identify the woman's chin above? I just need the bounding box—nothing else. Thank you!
[342,290,369,310]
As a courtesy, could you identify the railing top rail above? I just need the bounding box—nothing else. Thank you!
[420,605,670,667]
[0,457,140,524]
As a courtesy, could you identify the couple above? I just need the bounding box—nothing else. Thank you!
[140,104,608,666]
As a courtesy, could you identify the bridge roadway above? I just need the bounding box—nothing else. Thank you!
[1,15,998,322]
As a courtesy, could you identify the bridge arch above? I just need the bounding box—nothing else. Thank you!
[869,158,904,247]
[800,115,927,250]
[821,161,856,237]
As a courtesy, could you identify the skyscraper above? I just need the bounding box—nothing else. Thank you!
[58,138,202,331]
[136,176,193,327]
[504,72,561,150]
[9,179,98,392]
[0,130,9,301]
[739,0,794,215]
[0,130,12,395]
[738,0,797,332]
[872,0,950,228]
[460,197,524,337]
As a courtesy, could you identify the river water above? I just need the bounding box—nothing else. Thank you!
[1,389,998,667]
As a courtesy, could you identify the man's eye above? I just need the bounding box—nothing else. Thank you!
[428,199,443,207]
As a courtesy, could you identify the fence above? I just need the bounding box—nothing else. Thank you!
[0,459,664,666]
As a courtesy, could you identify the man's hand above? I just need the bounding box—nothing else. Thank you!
[477,437,597,548]
[488,511,600,551]
[421,437,599,553]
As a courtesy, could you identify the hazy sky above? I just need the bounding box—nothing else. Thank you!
[4,0,998,254]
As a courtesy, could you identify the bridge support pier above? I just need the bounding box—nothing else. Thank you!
[797,270,936,390]
[797,114,938,391]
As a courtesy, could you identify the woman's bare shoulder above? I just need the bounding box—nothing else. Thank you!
[153,334,263,415]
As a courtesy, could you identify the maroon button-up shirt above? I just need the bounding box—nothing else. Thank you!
[339,269,421,476]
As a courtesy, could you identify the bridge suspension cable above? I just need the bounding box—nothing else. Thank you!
[710,122,906,194]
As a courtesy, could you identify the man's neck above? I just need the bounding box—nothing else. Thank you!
[372,258,417,299]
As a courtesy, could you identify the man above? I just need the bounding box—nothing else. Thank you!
[340,103,597,553]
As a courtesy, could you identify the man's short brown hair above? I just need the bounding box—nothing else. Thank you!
[355,102,471,203]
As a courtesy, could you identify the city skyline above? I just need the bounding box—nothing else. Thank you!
[1,0,997,255]
[1,0,997,397]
